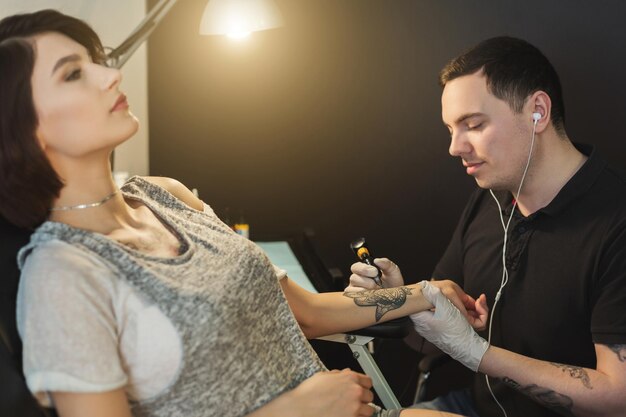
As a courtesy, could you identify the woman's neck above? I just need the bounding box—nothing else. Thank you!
[48,166,140,234]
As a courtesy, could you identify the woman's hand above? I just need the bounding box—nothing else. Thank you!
[252,369,375,417]
[290,369,375,417]
[346,257,405,291]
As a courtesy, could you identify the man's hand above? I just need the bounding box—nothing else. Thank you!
[411,281,490,372]
[346,257,405,291]
[429,280,489,331]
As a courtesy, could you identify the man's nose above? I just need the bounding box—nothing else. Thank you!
[449,132,471,157]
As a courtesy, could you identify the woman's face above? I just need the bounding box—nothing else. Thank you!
[30,32,138,158]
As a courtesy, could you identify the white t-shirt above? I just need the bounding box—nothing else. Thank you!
[17,216,287,407]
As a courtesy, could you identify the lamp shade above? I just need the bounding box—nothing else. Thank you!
[199,0,284,37]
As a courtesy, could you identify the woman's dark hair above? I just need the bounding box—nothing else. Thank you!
[439,36,566,136]
[0,9,106,229]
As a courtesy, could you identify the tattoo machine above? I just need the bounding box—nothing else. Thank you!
[350,237,383,287]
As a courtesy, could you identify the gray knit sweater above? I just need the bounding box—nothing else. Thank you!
[17,176,326,416]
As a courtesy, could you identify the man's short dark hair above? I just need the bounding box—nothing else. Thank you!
[439,36,565,135]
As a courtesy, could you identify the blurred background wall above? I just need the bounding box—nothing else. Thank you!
[147,0,626,287]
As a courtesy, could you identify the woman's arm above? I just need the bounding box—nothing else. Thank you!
[52,370,376,417]
[52,389,132,417]
[349,258,488,329]
[280,276,432,339]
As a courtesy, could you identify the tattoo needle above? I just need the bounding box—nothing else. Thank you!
[350,237,383,287]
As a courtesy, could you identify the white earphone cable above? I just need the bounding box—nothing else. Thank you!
[485,117,538,417]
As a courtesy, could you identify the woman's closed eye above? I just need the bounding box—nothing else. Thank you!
[64,68,81,82]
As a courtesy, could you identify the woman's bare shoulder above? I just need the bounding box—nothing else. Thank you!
[142,176,203,211]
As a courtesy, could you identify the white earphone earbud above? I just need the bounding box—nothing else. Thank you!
[532,112,542,122]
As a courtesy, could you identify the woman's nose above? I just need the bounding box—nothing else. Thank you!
[99,64,122,91]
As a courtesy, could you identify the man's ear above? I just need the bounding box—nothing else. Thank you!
[528,90,551,132]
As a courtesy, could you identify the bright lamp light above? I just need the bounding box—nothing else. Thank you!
[199,0,284,38]
[107,0,284,68]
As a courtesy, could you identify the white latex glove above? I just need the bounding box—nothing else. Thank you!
[410,280,489,372]
[346,258,405,291]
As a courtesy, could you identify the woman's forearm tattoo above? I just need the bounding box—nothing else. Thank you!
[606,344,626,362]
[500,377,574,416]
[550,363,593,389]
[343,287,413,321]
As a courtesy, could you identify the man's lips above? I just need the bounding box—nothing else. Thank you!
[463,161,484,175]
[110,94,128,112]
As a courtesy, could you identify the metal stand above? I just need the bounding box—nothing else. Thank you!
[317,333,401,409]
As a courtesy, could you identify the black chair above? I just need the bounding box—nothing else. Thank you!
[0,217,56,417]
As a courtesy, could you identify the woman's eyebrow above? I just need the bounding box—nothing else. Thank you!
[51,53,81,75]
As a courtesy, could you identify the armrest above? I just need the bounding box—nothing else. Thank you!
[0,219,55,416]
[347,317,411,339]
[418,350,451,373]
[0,331,57,417]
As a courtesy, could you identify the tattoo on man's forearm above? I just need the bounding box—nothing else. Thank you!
[550,363,593,389]
[606,344,626,362]
[499,377,574,416]
[343,287,413,322]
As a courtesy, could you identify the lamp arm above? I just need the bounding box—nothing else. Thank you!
[106,0,179,69]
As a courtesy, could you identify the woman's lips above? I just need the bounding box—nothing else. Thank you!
[111,94,128,112]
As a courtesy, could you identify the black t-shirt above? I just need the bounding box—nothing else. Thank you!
[433,144,626,417]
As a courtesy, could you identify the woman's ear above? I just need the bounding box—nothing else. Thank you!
[34,128,47,150]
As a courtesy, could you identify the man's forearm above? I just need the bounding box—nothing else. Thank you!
[479,345,626,417]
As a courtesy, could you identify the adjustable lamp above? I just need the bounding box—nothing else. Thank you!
[106,0,283,69]
[106,0,282,176]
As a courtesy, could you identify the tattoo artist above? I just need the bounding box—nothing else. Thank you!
[348,37,626,417]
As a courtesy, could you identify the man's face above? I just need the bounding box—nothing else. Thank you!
[441,72,532,192]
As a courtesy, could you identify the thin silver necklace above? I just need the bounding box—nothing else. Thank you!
[50,190,119,211]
